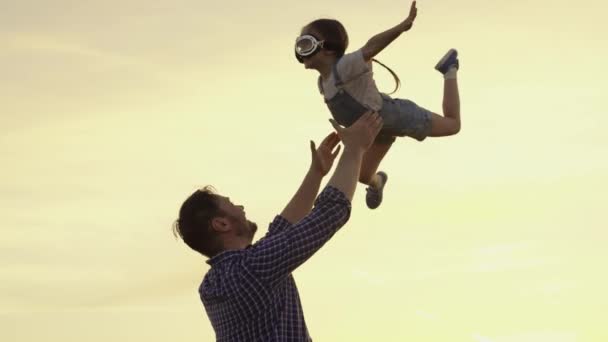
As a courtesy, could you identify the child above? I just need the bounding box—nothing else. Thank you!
[294,1,461,209]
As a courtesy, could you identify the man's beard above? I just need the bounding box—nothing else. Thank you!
[247,220,258,235]
[231,216,257,239]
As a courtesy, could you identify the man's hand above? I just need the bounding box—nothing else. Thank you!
[329,111,383,152]
[310,132,341,176]
[401,1,417,32]
[280,133,341,224]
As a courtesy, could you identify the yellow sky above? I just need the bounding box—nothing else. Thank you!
[1,0,607,341]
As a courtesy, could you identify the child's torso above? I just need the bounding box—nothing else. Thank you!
[319,49,384,111]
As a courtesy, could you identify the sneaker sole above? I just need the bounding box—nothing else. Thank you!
[365,171,388,209]
[434,48,458,71]
[377,171,388,190]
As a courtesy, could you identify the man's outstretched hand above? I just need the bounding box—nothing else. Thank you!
[329,111,383,152]
[310,132,341,176]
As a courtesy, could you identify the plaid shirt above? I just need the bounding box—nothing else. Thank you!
[200,186,351,341]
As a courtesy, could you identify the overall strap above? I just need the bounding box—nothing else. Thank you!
[332,60,345,88]
[317,76,324,95]
[318,59,345,95]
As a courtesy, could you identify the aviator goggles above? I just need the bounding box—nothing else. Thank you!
[294,34,325,63]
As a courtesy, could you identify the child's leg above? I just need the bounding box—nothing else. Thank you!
[428,76,461,137]
[360,140,393,187]
[429,49,461,137]
[361,139,393,209]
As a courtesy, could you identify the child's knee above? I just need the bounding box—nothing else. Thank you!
[443,118,461,136]
[450,120,461,135]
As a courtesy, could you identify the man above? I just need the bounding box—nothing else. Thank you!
[173,111,383,341]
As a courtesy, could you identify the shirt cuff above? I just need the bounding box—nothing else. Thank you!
[315,185,351,208]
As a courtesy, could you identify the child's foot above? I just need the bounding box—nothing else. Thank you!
[435,48,459,75]
[365,171,388,209]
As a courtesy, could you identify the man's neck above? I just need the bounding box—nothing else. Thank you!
[221,237,250,252]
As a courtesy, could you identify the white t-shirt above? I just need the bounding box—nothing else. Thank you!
[318,49,383,111]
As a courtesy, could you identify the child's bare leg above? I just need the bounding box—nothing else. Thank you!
[360,139,393,209]
[360,140,393,187]
[429,49,461,137]
[429,77,460,137]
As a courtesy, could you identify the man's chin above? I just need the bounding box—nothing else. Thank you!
[248,220,258,235]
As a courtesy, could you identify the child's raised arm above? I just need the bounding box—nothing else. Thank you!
[361,1,417,61]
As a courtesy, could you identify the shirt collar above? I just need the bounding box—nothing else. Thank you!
[206,245,252,266]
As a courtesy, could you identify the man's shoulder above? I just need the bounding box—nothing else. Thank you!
[200,251,275,303]
[200,257,244,299]
[202,253,246,285]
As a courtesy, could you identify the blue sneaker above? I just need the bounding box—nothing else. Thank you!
[435,48,459,75]
[365,171,388,209]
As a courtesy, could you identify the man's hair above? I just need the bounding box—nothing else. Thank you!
[173,186,224,258]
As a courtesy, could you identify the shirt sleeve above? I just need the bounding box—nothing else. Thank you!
[266,215,293,236]
[243,186,351,287]
[336,49,371,83]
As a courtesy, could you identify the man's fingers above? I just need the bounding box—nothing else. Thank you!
[329,119,343,132]
[310,140,316,154]
[367,111,381,125]
[324,131,340,148]
[357,111,374,126]
[320,133,332,147]
[369,112,383,136]
[373,112,383,127]
[327,137,338,150]
[332,144,342,158]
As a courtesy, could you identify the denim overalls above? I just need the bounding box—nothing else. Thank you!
[321,60,432,143]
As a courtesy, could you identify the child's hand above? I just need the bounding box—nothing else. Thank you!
[401,1,418,32]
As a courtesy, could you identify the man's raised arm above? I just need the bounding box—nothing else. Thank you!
[245,112,383,286]
[279,132,341,225]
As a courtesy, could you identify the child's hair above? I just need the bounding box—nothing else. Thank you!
[305,19,349,58]
[370,58,401,95]
[305,19,401,94]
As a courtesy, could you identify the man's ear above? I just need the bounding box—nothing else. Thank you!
[211,217,231,233]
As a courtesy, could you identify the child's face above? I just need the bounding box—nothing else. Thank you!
[299,27,332,69]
